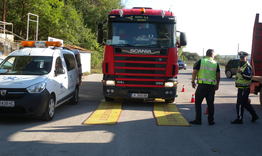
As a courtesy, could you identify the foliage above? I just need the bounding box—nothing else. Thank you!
[182,51,201,61]
[178,46,186,61]
[68,0,122,33]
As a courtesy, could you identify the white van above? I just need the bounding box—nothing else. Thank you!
[0,41,79,120]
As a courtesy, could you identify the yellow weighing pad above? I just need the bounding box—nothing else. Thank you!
[153,103,190,126]
[83,101,122,125]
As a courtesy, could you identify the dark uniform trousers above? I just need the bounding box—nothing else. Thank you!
[195,84,215,122]
[236,88,257,119]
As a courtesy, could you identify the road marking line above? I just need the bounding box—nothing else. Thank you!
[153,103,190,126]
[82,101,122,125]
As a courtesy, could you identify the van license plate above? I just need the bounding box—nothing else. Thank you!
[131,93,148,99]
[0,101,15,107]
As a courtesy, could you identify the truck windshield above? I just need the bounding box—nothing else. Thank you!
[107,22,175,47]
[0,56,53,75]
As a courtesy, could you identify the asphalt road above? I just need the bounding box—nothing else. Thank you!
[0,69,262,156]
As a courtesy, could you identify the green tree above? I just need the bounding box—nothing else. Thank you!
[68,0,122,33]
[183,52,201,61]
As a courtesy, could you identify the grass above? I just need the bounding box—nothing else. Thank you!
[91,68,102,74]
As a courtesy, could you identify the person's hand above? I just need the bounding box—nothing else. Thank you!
[192,82,196,89]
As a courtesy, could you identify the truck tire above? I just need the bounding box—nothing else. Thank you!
[41,95,55,121]
[226,70,232,78]
[105,97,114,102]
[165,98,175,103]
[259,87,262,106]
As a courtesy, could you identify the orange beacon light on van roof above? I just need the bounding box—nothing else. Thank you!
[21,41,62,48]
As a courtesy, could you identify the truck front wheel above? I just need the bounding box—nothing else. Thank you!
[165,98,175,103]
[105,96,114,102]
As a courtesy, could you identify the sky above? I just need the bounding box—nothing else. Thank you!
[121,0,262,56]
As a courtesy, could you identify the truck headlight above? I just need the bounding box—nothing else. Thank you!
[164,82,175,87]
[105,80,115,86]
[27,82,46,93]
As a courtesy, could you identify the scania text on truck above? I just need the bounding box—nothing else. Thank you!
[250,13,262,106]
[102,7,187,103]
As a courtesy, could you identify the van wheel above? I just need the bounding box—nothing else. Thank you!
[165,98,175,103]
[71,87,79,105]
[41,95,55,121]
[226,70,232,78]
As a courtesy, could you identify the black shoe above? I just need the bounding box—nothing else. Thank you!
[251,115,259,123]
[189,120,202,125]
[208,121,215,125]
[231,119,243,124]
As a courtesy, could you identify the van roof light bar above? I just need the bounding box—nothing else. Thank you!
[21,41,62,48]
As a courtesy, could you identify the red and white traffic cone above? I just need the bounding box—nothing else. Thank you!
[181,85,185,92]
[191,94,195,103]
[204,107,208,115]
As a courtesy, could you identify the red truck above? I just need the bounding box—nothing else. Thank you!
[250,13,262,105]
[102,7,187,103]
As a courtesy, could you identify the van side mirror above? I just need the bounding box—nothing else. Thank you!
[179,32,187,47]
[54,68,65,76]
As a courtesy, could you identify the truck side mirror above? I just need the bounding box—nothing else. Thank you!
[179,32,187,47]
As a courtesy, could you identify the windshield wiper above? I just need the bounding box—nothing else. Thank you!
[112,43,135,47]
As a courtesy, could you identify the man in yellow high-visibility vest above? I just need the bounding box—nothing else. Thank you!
[231,51,259,124]
[191,49,220,125]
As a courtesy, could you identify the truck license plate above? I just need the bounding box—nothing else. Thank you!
[131,93,148,99]
[0,101,15,107]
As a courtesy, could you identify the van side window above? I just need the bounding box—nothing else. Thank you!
[63,54,76,71]
[55,57,64,75]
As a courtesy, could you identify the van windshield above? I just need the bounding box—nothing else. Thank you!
[0,56,53,75]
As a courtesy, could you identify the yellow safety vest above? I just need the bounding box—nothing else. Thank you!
[197,57,218,85]
[235,62,251,88]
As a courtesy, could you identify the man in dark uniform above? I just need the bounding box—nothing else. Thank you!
[190,49,220,125]
[231,51,259,124]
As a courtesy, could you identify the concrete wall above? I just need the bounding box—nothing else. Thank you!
[0,33,14,42]
[80,52,91,73]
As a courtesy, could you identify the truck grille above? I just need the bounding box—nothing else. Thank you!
[114,52,167,87]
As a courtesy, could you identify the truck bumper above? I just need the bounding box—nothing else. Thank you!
[103,86,177,100]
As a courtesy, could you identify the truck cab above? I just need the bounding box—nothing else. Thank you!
[102,7,186,103]
[0,41,80,120]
